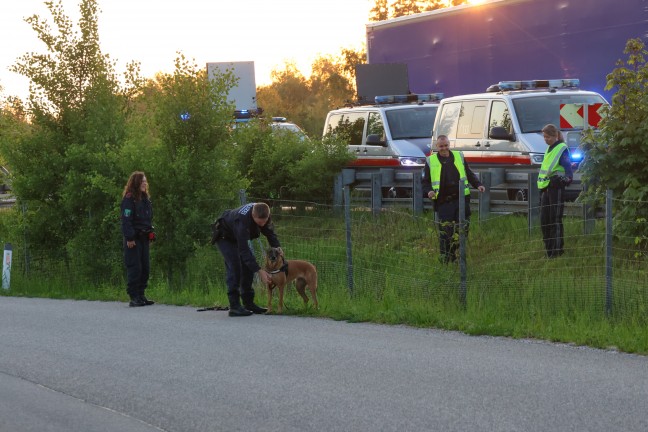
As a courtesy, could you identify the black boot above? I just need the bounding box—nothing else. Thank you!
[140,295,155,306]
[243,303,268,314]
[242,292,267,314]
[228,305,253,317]
[129,296,145,307]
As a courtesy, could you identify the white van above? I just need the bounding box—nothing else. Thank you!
[431,79,607,199]
[323,94,442,168]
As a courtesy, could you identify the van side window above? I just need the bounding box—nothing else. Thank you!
[367,112,385,139]
[324,112,366,145]
[436,102,461,139]
[489,101,512,133]
[457,101,486,139]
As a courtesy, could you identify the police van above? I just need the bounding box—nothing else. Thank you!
[431,79,607,200]
[323,93,442,196]
[323,93,442,168]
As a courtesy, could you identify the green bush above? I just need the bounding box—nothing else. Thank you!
[581,38,648,253]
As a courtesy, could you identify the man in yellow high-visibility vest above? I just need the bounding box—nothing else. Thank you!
[423,135,486,263]
[538,124,573,258]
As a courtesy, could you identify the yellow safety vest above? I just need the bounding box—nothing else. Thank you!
[537,142,568,189]
[428,151,471,199]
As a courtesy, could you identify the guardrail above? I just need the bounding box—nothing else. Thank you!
[0,194,15,209]
[334,167,596,233]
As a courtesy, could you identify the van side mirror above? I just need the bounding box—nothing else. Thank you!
[366,134,387,146]
[489,126,514,141]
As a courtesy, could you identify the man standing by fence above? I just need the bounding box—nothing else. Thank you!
[423,135,485,263]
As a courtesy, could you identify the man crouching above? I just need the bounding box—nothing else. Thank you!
[212,202,282,316]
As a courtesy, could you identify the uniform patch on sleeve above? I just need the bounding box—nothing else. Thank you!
[238,203,254,215]
[123,209,132,217]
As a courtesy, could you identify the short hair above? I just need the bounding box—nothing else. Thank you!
[437,135,449,142]
[541,124,560,137]
[252,202,270,219]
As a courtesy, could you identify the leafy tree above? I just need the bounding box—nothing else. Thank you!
[257,62,311,130]
[257,47,366,138]
[369,0,390,21]
[1,0,138,280]
[580,38,648,252]
[227,117,352,203]
[127,54,247,284]
[393,0,423,17]
[369,0,469,21]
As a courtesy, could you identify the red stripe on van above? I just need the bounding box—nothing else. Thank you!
[347,158,402,167]
[465,155,532,165]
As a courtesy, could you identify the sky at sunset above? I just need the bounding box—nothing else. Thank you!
[0,0,373,100]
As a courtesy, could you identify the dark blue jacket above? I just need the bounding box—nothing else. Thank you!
[218,203,280,273]
[120,193,153,241]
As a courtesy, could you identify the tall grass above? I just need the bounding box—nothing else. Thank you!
[2,203,647,354]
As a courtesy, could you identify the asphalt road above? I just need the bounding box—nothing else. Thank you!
[1,297,646,432]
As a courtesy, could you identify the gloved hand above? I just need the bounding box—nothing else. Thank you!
[549,175,572,188]
[559,175,572,186]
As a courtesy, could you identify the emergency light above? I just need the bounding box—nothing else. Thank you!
[570,150,584,163]
[489,79,580,92]
[233,108,265,121]
[374,93,443,104]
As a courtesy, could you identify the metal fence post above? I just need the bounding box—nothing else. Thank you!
[21,202,30,274]
[2,243,12,290]
[371,173,382,216]
[238,189,247,205]
[528,172,540,235]
[333,173,343,215]
[605,189,613,316]
[412,170,423,215]
[458,182,467,308]
[479,171,491,221]
[344,185,354,296]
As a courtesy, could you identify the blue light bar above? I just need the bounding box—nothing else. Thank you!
[374,93,443,104]
[495,79,580,92]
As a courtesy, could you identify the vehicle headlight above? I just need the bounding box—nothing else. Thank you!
[398,157,426,167]
[531,154,544,164]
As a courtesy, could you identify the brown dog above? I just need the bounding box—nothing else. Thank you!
[264,247,318,314]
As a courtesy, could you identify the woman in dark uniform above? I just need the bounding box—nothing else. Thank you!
[121,171,155,307]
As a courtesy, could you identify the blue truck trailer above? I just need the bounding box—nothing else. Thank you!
[366,0,648,101]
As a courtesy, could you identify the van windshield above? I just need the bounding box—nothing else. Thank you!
[512,94,607,133]
[385,106,438,139]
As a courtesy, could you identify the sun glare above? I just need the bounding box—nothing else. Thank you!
[466,0,487,4]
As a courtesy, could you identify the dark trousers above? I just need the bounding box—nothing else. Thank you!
[124,237,150,299]
[216,239,256,308]
[540,186,565,258]
[436,197,471,263]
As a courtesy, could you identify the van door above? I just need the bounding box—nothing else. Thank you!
[454,100,487,165]
[482,100,527,165]
[324,111,367,164]
[361,111,393,164]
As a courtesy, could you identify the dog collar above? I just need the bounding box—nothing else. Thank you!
[267,262,288,275]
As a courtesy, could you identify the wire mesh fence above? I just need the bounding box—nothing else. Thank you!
[2,191,647,325]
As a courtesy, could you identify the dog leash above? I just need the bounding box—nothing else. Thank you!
[196,306,229,312]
